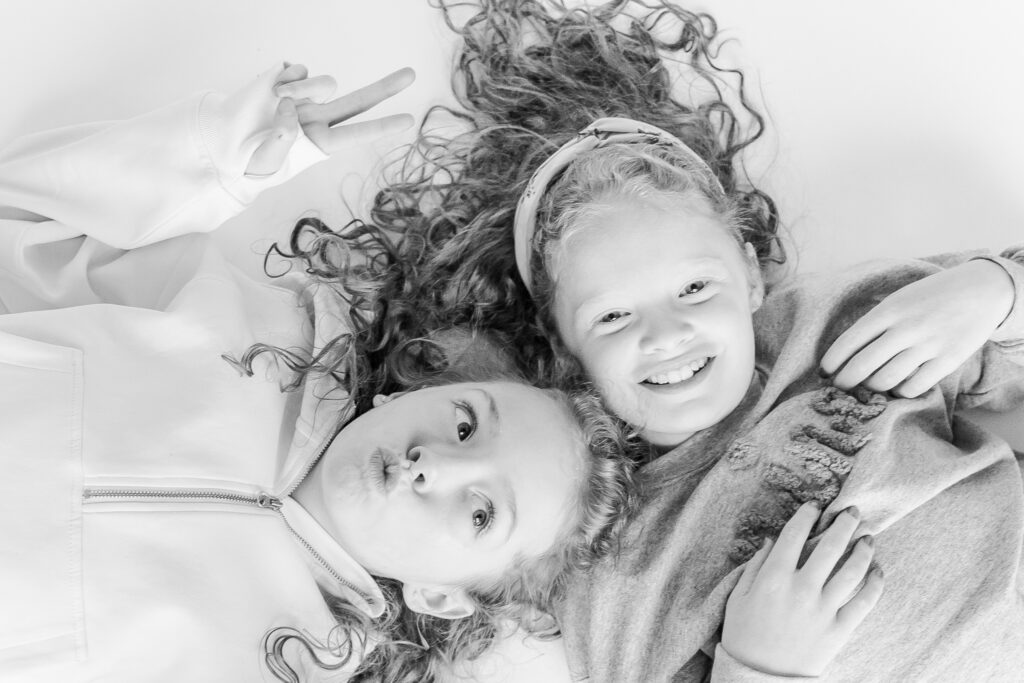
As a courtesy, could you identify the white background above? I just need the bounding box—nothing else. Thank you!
[1,0,1021,272]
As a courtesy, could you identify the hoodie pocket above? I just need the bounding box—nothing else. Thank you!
[0,331,86,671]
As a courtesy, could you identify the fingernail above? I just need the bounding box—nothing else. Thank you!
[872,566,884,579]
[859,535,874,548]
[844,505,860,518]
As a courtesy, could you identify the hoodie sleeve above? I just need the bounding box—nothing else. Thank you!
[0,64,326,313]
[0,64,325,248]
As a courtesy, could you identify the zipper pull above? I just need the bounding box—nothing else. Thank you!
[256,492,283,510]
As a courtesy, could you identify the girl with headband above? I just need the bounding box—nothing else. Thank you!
[353,1,1024,680]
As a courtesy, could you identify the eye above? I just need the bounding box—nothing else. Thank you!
[472,499,495,533]
[680,280,708,296]
[454,402,477,442]
[596,310,630,325]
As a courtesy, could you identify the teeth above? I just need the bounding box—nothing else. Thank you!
[644,357,710,385]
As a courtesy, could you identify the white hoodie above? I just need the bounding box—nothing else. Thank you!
[0,66,385,682]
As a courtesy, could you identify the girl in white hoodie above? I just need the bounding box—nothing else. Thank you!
[0,62,639,682]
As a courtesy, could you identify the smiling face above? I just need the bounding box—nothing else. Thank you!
[551,193,763,449]
[296,381,586,593]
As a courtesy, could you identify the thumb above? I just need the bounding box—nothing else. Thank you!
[245,97,299,177]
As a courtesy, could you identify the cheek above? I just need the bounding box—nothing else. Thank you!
[569,339,644,424]
[704,292,755,336]
[578,335,634,380]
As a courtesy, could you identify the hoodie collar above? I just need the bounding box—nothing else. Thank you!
[272,279,386,618]
[279,496,386,618]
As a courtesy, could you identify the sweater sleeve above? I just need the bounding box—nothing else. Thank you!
[0,64,326,313]
[971,246,1024,346]
[956,246,1024,411]
[710,645,820,683]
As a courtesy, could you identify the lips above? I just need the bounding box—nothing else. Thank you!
[641,355,713,386]
[370,448,402,493]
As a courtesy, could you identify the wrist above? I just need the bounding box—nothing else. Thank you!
[715,643,821,679]
[968,257,1015,329]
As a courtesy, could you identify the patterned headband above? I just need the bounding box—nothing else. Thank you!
[512,116,725,295]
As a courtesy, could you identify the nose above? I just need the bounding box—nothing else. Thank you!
[405,445,475,494]
[637,312,695,355]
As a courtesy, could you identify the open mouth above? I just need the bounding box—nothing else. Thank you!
[641,356,713,387]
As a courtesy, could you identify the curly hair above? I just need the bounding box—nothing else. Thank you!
[229,0,784,677]
[355,0,783,386]
[227,216,640,682]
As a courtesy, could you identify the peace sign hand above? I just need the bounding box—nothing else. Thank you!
[245,63,415,177]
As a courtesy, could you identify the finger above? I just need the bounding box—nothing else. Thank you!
[800,506,861,585]
[316,67,416,127]
[735,538,774,595]
[861,347,931,393]
[275,62,309,85]
[762,502,821,574]
[830,331,912,391]
[276,74,338,104]
[312,113,415,154]
[822,535,875,606]
[836,567,885,631]
[245,98,298,177]
[820,312,890,376]
[892,356,959,398]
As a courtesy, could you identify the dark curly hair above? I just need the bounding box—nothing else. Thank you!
[226,216,640,682]
[358,0,784,386]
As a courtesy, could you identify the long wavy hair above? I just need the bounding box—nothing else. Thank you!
[227,217,640,682]
[357,0,784,387]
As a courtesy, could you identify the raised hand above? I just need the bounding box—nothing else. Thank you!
[721,502,884,677]
[819,259,1015,397]
[245,63,415,176]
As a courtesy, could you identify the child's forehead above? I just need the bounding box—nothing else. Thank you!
[564,194,738,256]
[553,233,742,313]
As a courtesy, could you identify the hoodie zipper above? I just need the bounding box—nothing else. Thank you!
[82,450,365,600]
[83,487,282,509]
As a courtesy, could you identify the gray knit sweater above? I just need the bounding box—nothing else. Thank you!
[557,248,1024,682]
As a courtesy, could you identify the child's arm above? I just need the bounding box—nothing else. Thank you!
[819,251,1024,399]
[0,64,411,249]
[713,502,884,681]
[0,64,412,313]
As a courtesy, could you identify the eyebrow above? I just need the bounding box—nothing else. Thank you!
[473,388,515,540]
[474,387,501,437]
[502,483,518,543]
[575,256,732,321]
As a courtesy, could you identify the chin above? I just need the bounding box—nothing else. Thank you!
[649,404,729,439]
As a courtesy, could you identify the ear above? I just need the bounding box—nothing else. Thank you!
[371,391,409,408]
[743,242,765,312]
[401,584,476,620]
